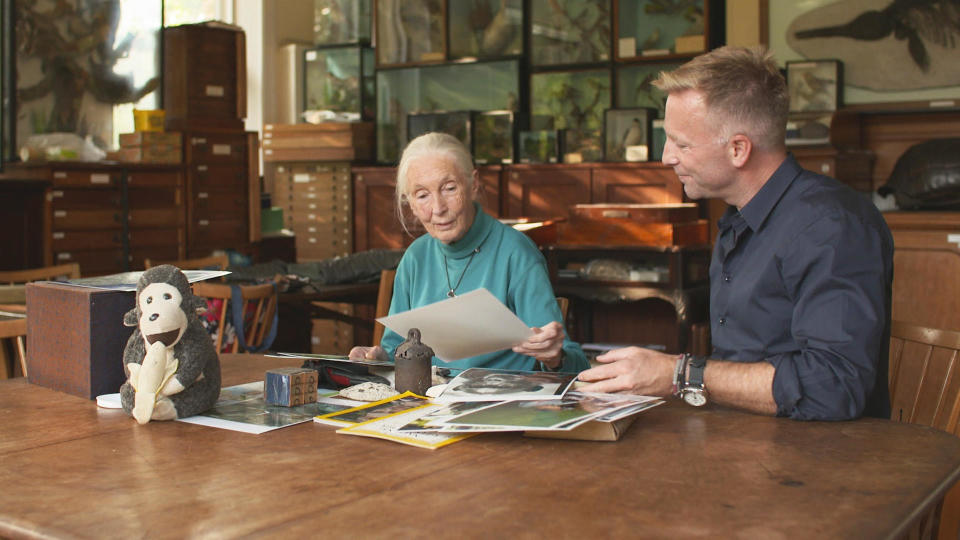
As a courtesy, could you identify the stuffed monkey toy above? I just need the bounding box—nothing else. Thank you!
[120,265,221,424]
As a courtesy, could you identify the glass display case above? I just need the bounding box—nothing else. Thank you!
[375,0,445,66]
[615,62,680,116]
[449,0,523,59]
[407,110,474,150]
[530,0,611,66]
[474,110,516,164]
[376,60,520,163]
[313,0,371,45]
[530,69,609,162]
[616,0,706,59]
[519,130,562,164]
[304,45,375,120]
[604,107,655,162]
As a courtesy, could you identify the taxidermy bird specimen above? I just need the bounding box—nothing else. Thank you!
[793,0,960,73]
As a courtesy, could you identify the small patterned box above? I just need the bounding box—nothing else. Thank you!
[264,367,318,407]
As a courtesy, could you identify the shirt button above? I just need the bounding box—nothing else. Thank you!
[723,273,731,282]
[719,317,726,326]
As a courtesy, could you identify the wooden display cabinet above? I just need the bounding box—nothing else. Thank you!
[183,130,258,258]
[352,165,503,251]
[883,211,960,332]
[0,162,185,276]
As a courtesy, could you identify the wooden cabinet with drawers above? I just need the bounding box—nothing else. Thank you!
[353,162,688,250]
[1,162,185,275]
[163,24,246,131]
[183,130,258,258]
[271,162,354,261]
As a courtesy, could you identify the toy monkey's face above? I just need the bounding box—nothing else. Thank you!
[137,282,187,348]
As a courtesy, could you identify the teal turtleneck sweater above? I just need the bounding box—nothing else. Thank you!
[381,203,588,373]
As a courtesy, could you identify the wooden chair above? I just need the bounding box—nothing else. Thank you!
[888,320,960,540]
[372,269,397,346]
[191,281,278,353]
[0,312,27,378]
[144,254,230,271]
[0,264,80,378]
[0,263,80,284]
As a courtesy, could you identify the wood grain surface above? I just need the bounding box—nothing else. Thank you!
[1,354,958,539]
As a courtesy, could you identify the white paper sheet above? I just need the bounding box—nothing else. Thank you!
[377,288,534,361]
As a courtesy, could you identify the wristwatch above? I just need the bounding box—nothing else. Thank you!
[680,355,708,407]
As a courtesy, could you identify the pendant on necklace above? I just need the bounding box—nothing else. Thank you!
[447,290,456,298]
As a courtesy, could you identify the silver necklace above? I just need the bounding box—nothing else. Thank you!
[443,247,480,297]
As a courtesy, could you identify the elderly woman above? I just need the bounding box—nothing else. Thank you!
[350,132,588,373]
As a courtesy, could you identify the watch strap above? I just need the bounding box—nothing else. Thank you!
[687,355,706,387]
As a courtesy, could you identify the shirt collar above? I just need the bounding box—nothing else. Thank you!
[438,202,493,259]
[737,153,802,232]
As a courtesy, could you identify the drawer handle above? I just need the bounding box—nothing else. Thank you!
[602,210,630,218]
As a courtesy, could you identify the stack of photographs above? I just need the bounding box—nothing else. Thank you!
[317,368,663,449]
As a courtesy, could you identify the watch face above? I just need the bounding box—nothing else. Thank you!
[683,389,707,407]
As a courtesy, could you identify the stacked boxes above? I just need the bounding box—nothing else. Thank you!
[119,132,183,164]
[264,367,318,407]
[262,122,374,162]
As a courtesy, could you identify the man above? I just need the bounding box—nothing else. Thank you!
[577,46,893,421]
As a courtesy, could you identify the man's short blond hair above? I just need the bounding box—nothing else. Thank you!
[653,46,789,150]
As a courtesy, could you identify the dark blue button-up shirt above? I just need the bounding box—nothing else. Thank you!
[710,155,893,420]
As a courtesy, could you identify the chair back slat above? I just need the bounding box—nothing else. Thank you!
[0,263,81,285]
[889,320,960,435]
[191,281,277,354]
[144,254,229,271]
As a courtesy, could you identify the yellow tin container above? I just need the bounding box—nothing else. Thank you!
[132,109,165,132]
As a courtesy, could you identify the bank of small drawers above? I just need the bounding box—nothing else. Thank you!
[184,131,251,256]
[272,162,353,261]
[48,165,185,275]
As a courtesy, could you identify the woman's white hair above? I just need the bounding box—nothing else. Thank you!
[395,132,478,234]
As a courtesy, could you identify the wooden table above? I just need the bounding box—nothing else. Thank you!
[2,355,959,539]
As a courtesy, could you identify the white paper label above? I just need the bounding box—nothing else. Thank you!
[53,232,65,239]
[90,173,110,184]
[54,210,67,218]
[199,219,209,226]
[294,173,310,183]
[947,234,960,247]
[618,37,637,58]
[198,192,209,199]
[52,190,64,198]
[197,165,208,172]
[305,50,317,61]
[212,144,231,155]
[57,252,72,260]
[205,85,224,97]
[53,171,68,179]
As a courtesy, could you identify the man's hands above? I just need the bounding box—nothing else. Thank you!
[576,346,676,396]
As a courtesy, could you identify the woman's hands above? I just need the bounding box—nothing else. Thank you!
[348,345,391,363]
[513,321,566,370]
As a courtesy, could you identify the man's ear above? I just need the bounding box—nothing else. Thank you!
[728,134,751,168]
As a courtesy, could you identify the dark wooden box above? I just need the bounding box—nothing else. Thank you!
[25,281,134,399]
[163,24,246,131]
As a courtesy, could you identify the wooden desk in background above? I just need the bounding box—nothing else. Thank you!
[1,355,959,538]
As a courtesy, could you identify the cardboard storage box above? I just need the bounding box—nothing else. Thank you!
[26,281,134,399]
